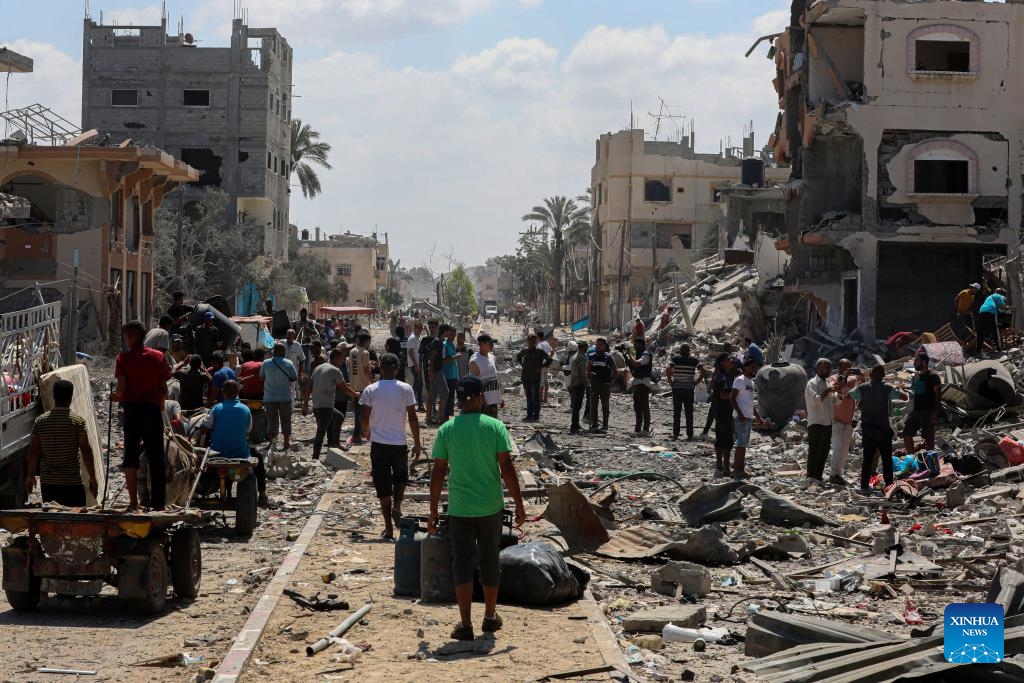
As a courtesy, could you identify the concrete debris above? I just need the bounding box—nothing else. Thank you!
[621,605,707,633]
[649,561,712,598]
[664,526,739,565]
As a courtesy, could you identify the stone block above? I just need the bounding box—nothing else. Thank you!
[324,448,357,470]
[622,604,706,633]
[650,561,712,597]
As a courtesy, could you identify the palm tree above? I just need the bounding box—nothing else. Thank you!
[521,196,589,326]
[290,119,333,199]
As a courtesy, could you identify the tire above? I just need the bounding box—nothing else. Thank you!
[4,537,41,611]
[235,475,258,537]
[133,539,168,614]
[170,528,202,599]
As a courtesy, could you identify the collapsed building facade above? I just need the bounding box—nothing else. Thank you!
[590,129,789,331]
[81,13,293,259]
[765,0,1024,340]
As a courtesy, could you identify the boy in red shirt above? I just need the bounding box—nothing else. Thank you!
[111,320,171,510]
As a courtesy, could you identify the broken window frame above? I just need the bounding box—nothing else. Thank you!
[643,178,672,203]
[905,140,978,196]
[907,24,979,76]
[110,89,139,107]
[182,89,211,107]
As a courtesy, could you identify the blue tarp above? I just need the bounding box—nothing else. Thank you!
[571,316,589,333]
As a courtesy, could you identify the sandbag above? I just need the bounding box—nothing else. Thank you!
[497,541,588,606]
[755,363,807,429]
[188,303,242,350]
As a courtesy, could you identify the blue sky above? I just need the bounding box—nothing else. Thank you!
[5,0,790,268]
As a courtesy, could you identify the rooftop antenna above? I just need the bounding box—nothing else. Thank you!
[646,96,683,142]
[84,0,90,20]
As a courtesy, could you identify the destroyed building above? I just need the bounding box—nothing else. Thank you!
[767,0,1024,340]
[589,128,789,330]
[81,12,292,260]
[1,47,198,346]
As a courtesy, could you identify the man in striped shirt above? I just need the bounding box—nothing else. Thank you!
[665,344,705,441]
[26,379,98,507]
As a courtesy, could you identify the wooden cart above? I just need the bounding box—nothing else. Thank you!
[0,508,203,614]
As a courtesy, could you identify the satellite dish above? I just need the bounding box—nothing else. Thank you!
[184,33,194,44]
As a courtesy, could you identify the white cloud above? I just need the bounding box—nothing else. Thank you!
[1,41,82,131]
[288,6,792,268]
[452,38,558,92]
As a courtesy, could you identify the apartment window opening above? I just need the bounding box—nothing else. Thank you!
[644,179,671,203]
[914,159,969,194]
[111,89,138,107]
[183,89,210,107]
[915,40,970,73]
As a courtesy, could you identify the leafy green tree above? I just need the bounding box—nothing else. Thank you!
[153,188,264,301]
[444,265,477,319]
[521,195,590,326]
[290,119,333,199]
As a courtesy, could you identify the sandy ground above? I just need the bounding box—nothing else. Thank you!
[243,449,609,682]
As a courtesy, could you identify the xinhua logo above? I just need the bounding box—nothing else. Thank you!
[944,603,1004,663]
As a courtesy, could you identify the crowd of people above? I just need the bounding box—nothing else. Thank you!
[23,289,956,640]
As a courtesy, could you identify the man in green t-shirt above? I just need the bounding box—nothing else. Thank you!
[429,376,526,642]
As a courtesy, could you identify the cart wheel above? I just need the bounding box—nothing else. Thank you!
[170,528,202,599]
[4,537,41,611]
[235,475,258,537]
[133,539,168,614]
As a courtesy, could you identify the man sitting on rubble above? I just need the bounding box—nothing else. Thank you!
[25,379,98,507]
[428,376,525,641]
[199,379,269,507]
[902,352,941,453]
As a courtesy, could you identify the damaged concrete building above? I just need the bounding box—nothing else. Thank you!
[768,0,1024,339]
[81,13,292,259]
[590,129,789,330]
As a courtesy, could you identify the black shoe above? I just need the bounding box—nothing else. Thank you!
[451,622,475,641]
[569,427,580,435]
[481,613,503,633]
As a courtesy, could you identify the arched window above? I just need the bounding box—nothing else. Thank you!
[906,139,978,195]
[907,24,979,74]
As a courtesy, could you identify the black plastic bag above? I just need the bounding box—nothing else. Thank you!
[497,541,589,606]
[948,450,984,475]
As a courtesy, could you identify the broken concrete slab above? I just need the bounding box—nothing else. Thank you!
[595,526,689,560]
[324,448,357,470]
[676,480,749,525]
[664,525,739,565]
[759,494,837,527]
[744,610,900,658]
[650,561,712,598]
[622,604,707,633]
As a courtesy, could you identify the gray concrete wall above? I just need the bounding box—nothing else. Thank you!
[81,18,292,258]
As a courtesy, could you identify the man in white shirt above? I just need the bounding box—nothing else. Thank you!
[804,358,835,482]
[538,334,556,403]
[407,321,424,412]
[729,359,760,478]
[359,353,422,540]
[469,333,503,418]
[282,328,307,397]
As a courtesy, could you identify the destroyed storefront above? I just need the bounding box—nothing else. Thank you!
[766,0,1022,341]
[0,139,197,347]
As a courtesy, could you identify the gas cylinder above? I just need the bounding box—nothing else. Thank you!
[394,517,426,597]
[419,521,455,604]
